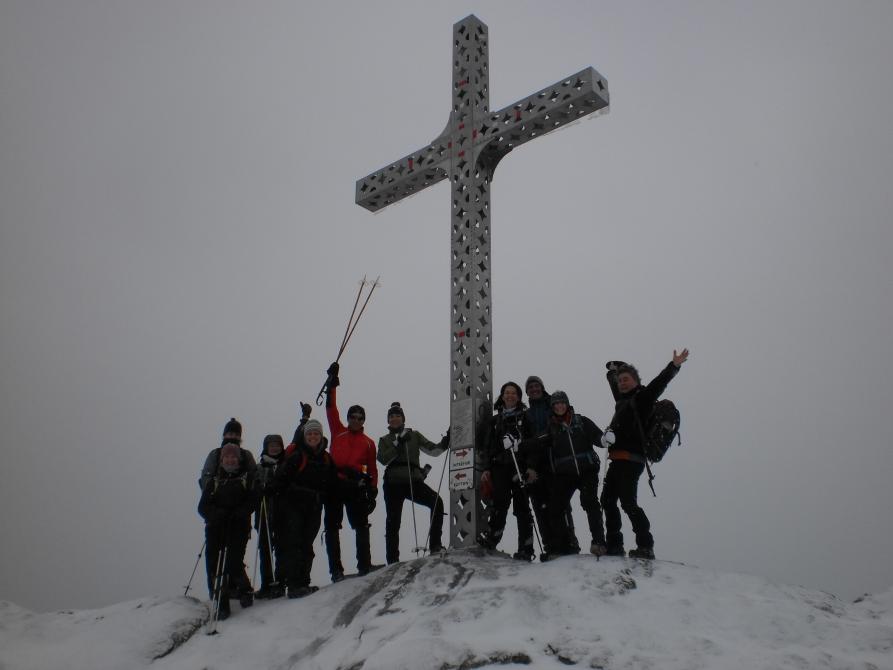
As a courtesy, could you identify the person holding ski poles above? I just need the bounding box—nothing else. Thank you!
[198,441,257,620]
[601,349,689,560]
[275,419,337,598]
[477,381,538,560]
[323,361,380,581]
[525,376,581,555]
[524,390,607,559]
[253,434,286,599]
[377,402,450,564]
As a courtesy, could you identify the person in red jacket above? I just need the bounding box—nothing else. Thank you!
[322,361,379,581]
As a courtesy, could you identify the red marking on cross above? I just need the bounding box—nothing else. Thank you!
[408,158,413,170]
[458,79,467,87]
[515,109,521,121]
[458,150,465,157]
[458,123,465,130]
[473,129,478,138]
[456,330,465,337]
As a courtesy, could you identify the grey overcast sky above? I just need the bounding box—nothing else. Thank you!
[2,1,892,612]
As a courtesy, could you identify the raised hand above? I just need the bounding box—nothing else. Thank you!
[672,348,690,368]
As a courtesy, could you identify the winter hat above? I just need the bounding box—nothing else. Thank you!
[387,402,405,420]
[550,390,570,406]
[263,434,284,454]
[347,405,366,420]
[524,375,545,391]
[616,363,641,384]
[222,417,242,440]
[303,419,324,436]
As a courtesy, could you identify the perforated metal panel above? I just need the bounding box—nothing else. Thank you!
[355,15,610,548]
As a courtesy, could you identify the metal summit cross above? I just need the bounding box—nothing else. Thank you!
[355,15,609,548]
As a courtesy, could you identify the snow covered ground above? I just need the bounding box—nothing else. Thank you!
[2,549,891,670]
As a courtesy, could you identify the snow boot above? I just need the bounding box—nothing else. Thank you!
[331,570,345,583]
[590,542,608,558]
[267,582,285,599]
[288,585,313,599]
[217,597,231,621]
[628,547,655,560]
[605,544,625,557]
[238,590,254,608]
[512,549,535,562]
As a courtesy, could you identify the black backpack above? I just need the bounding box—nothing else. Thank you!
[639,399,681,463]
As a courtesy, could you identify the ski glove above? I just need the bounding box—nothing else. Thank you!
[300,402,312,419]
[502,434,519,452]
[366,487,378,513]
[600,430,615,449]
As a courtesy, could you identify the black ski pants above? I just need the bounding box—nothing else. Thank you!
[256,496,286,588]
[204,518,251,600]
[383,478,444,563]
[324,481,371,575]
[486,464,534,553]
[546,467,605,554]
[601,459,653,550]
[281,499,323,589]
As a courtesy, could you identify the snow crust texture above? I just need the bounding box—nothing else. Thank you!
[2,550,891,670]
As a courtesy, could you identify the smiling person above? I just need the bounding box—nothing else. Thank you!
[323,362,380,581]
[602,349,690,560]
[377,402,450,564]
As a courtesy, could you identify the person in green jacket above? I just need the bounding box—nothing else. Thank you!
[377,402,450,563]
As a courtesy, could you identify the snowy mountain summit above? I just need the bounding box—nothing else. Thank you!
[2,548,891,670]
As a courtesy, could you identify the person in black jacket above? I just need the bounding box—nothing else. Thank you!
[254,434,285,599]
[525,390,606,558]
[198,441,257,620]
[274,419,336,598]
[525,376,580,555]
[478,382,537,559]
[601,349,689,559]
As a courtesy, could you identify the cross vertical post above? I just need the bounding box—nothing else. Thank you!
[355,15,609,549]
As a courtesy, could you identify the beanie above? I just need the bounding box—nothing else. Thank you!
[303,419,324,436]
[524,375,544,391]
[550,390,570,406]
[387,402,405,420]
[347,405,365,420]
[263,434,284,454]
[222,417,242,439]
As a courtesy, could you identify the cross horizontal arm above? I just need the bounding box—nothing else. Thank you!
[475,67,609,167]
[355,130,452,213]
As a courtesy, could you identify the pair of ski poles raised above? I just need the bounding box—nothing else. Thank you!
[316,275,380,405]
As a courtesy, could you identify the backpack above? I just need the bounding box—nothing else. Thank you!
[639,399,681,463]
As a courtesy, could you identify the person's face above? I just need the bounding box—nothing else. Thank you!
[388,414,403,430]
[348,412,365,431]
[526,382,543,400]
[221,452,240,469]
[617,372,638,394]
[267,442,283,457]
[502,386,519,408]
[552,401,568,416]
[305,430,322,448]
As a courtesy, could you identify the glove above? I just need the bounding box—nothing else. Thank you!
[600,429,616,449]
[326,362,340,390]
[502,434,519,452]
[366,487,378,513]
[606,361,628,372]
[300,402,312,419]
[525,468,539,483]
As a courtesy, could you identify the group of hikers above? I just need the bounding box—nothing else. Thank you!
[196,349,689,618]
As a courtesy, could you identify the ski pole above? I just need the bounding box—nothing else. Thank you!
[184,539,206,597]
[405,441,421,556]
[315,277,380,405]
[422,451,449,554]
[207,545,227,635]
[261,497,275,585]
[506,437,545,557]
